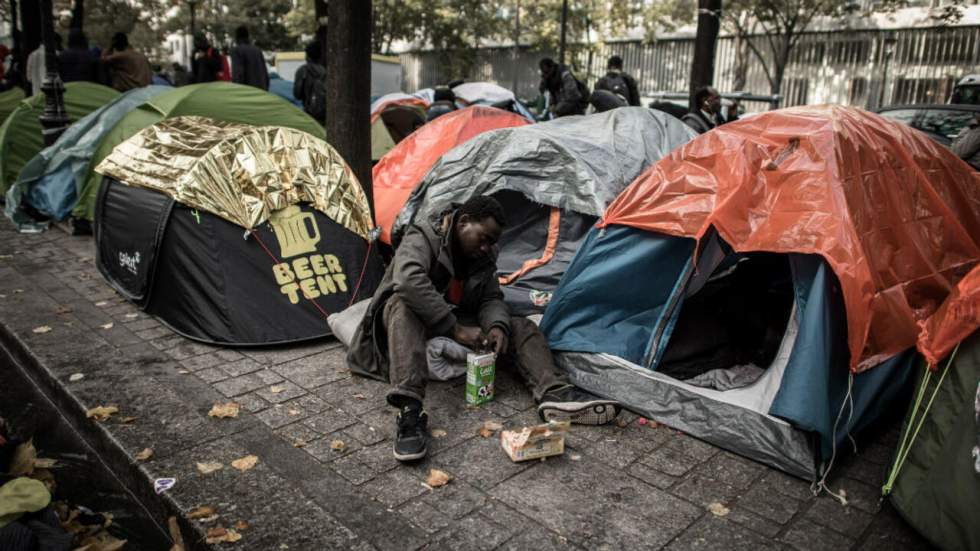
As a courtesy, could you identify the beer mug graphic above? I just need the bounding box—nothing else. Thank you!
[269,205,320,258]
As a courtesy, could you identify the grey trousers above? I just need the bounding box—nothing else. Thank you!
[383,295,568,406]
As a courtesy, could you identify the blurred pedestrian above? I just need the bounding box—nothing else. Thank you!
[230,26,268,90]
[26,33,61,95]
[191,33,223,84]
[426,85,457,121]
[952,114,980,171]
[59,29,100,84]
[170,63,191,87]
[151,64,172,86]
[538,57,588,118]
[102,32,151,91]
[682,86,738,134]
[594,55,640,106]
[293,40,326,122]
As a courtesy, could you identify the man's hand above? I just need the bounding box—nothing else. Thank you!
[452,324,484,349]
[486,327,508,356]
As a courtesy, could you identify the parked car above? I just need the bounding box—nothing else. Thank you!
[877,103,980,146]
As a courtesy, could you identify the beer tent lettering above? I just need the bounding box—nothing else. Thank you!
[94,116,384,345]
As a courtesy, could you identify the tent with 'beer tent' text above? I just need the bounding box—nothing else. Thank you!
[372,105,531,244]
[540,105,980,479]
[94,116,384,345]
[393,107,696,316]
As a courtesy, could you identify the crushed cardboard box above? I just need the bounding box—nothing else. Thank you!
[500,421,570,462]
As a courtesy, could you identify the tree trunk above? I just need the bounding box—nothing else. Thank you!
[70,0,82,30]
[689,0,721,106]
[732,13,749,91]
[771,34,792,98]
[325,0,373,215]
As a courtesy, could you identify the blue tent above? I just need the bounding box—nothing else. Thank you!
[269,74,302,108]
[541,228,917,479]
[5,86,170,227]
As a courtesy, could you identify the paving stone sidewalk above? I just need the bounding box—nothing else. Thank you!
[0,220,935,550]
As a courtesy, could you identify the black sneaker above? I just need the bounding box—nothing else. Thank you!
[393,405,428,461]
[537,386,621,425]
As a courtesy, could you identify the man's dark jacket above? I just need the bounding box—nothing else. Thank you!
[347,210,511,382]
[231,42,269,90]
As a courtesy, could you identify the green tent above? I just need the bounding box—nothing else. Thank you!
[884,331,980,551]
[0,82,119,195]
[0,88,25,126]
[74,81,325,221]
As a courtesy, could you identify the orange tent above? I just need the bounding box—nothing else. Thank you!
[601,105,980,372]
[372,105,530,244]
[917,264,980,367]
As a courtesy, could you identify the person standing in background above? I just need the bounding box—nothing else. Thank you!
[102,32,151,92]
[59,29,101,84]
[230,26,269,90]
[594,55,640,106]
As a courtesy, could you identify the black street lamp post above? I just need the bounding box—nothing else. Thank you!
[38,0,69,146]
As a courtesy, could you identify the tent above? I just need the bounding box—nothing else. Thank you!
[882,265,980,551]
[452,82,535,121]
[370,92,429,118]
[372,105,530,244]
[540,105,980,479]
[0,87,25,125]
[0,82,119,195]
[269,74,302,107]
[371,103,426,161]
[5,86,170,228]
[74,82,324,222]
[94,116,384,345]
[393,107,696,315]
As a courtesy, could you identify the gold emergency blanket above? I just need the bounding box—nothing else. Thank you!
[95,116,373,238]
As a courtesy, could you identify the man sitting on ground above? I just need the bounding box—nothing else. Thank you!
[347,195,621,461]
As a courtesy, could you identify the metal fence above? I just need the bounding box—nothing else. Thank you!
[400,25,980,111]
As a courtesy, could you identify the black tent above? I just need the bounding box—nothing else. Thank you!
[93,117,384,345]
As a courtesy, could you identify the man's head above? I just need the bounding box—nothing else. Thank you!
[111,32,128,51]
[304,40,322,63]
[693,86,721,115]
[607,55,623,70]
[193,32,209,52]
[235,25,250,44]
[454,196,505,261]
[539,57,557,79]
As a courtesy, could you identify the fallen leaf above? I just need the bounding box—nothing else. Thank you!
[292,440,306,448]
[33,457,58,469]
[32,325,52,334]
[205,527,242,544]
[120,416,138,424]
[100,322,114,330]
[352,393,366,400]
[477,420,503,438]
[646,420,660,429]
[196,462,224,474]
[425,469,451,489]
[55,306,73,314]
[135,448,153,461]
[31,468,56,492]
[431,429,448,438]
[287,408,301,416]
[186,506,216,519]
[69,373,85,382]
[614,418,629,428]
[234,520,249,531]
[208,402,240,419]
[329,440,346,452]
[231,455,258,472]
[707,502,730,517]
[124,313,139,319]
[269,385,286,394]
[86,405,119,421]
[569,453,582,461]
[10,439,37,475]
[168,516,186,551]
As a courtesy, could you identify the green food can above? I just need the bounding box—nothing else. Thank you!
[465,352,496,405]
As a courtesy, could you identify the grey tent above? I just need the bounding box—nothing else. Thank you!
[393,107,696,315]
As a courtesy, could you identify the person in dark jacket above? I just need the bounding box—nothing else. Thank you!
[681,86,739,134]
[347,196,621,462]
[58,29,100,84]
[426,85,457,121]
[952,114,980,171]
[594,55,640,106]
[293,40,326,121]
[191,33,223,84]
[538,57,588,118]
[230,26,269,90]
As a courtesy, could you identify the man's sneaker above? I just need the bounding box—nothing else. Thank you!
[537,386,621,425]
[393,405,428,461]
